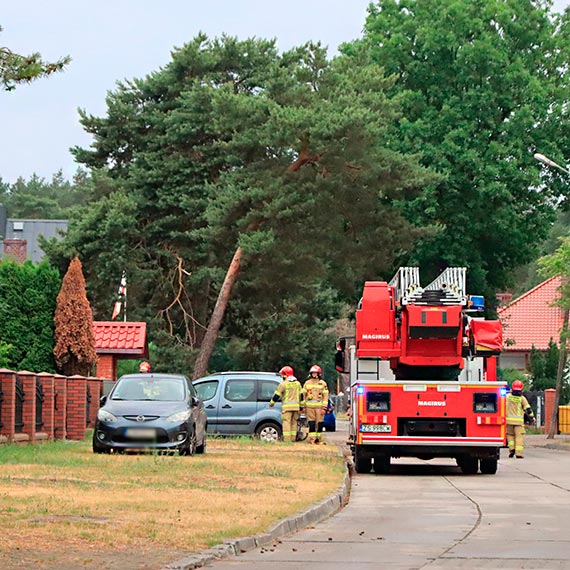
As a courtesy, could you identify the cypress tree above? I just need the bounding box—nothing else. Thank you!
[53,256,97,376]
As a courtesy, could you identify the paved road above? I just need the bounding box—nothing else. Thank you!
[205,422,570,569]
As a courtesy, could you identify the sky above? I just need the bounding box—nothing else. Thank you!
[0,0,568,185]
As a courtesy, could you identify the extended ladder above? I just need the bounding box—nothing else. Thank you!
[389,266,467,306]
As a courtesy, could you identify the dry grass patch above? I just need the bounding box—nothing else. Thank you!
[0,435,344,562]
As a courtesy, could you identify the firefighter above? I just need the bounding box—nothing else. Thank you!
[304,364,329,444]
[506,379,535,458]
[269,369,304,442]
[139,361,151,373]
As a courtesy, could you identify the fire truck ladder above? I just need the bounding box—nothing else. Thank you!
[422,267,467,306]
[389,266,468,306]
[389,267,423,305]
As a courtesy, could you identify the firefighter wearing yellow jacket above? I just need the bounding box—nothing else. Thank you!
[269,367,304,442]
[506,379,535,458]
[304,364,329,444]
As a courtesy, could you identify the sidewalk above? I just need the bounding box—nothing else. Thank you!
[525,433,570,451]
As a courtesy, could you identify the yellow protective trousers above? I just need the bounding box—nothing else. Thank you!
[282,410,300,442]
[306,407,325,441]
[507,424,525,458]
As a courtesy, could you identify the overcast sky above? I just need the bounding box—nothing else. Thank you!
[1,0,568,184]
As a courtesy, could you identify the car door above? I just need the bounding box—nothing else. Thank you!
[186,379,207,443]
[193,378,221,434]
[216,376,258,435]
[256,379,282,426]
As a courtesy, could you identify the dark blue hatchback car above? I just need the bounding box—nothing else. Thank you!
[93,373,208,455]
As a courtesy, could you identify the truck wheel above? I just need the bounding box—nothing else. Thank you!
[480,458,498,474]
[354,449,372,474]
[373,455,390,474]
[459,456,479,475]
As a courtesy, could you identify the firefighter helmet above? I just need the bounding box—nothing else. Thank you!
[139,361,151,373]
[310,364,322,375]
[512,380,524,391]
[279,365,294,377]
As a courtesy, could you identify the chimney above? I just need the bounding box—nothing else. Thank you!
[3,239,27,263]
[0,204,6,240]
[496,292,513,307]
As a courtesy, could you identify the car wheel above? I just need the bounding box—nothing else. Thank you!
[255,422,281,442]
[196,434,207,454]
[180,429,197,456]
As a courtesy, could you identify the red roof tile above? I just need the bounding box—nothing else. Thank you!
[498,276,563,351]
[92,321,148,356]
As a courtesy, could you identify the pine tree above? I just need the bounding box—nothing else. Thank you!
[53,256,97,376]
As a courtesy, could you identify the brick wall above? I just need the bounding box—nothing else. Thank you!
[37,373,55,440]
[0,369,16,443]
[53,374,67,440]
[66,375,87,440]
[18,371,36,443]
[96,354,117,381]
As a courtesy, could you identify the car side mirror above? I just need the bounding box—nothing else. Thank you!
[191,396,200,407]
[100,395,107,406]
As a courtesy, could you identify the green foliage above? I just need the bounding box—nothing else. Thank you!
[538,236,570,310]
[498,367,528,389]
[0,260,61,372]
[0,170,93,219]
[529,340,559,390]
[0,26,70,91]
[45,34,433,373]
[529,340,570,403]
[344,0,569,297]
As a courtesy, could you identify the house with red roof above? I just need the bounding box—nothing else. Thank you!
[498,276,563,370]
[92,321,148,381]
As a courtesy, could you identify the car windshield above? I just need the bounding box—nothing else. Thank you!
[112,376,186,402]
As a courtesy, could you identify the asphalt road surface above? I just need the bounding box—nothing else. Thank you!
[205,422,570,569]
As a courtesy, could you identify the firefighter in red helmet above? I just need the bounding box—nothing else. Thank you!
[279,365,294,379]
[303,364,329,444]
[506,379,535,458]
[139,361,151,373]
[270,366,304,442]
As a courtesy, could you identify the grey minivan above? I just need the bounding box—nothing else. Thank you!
[192,371,282,441]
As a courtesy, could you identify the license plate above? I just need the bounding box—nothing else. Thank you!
[125,428,156,439]
[360,424,391,433]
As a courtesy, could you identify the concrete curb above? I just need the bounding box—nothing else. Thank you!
[163,463,351,570]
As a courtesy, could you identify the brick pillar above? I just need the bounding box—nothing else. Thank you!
[37,373,55,441]
[544,388,558,435]
[96,354,116,380]
[66,375,87,440]
[0,368,16,443]
[18,371,36,443]
[87,379,103,428]
[53,374,67,440]
[3,239,27,263]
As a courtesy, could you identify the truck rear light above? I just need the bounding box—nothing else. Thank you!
[473,393,498,413]
[367,391,390,412]
[477,416,504,425]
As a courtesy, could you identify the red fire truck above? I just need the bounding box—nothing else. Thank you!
[336,267,506,475]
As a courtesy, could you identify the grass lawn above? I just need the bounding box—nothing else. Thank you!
[0,434,345,570]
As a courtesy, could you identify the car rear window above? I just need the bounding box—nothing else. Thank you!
[259,380,279,402]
